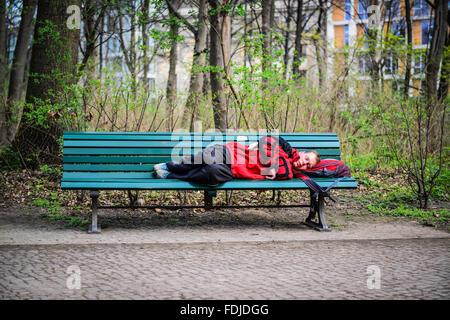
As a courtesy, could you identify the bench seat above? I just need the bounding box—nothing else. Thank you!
[61,177,357,190]
[61,131,357,232]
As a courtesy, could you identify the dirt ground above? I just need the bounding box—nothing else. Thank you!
[1,169,448,245]
[1,196,448,245]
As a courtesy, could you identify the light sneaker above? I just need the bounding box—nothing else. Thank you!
[153,163,167,171]
[155,169,170,179]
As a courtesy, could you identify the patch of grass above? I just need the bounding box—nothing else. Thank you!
[31,196,89,228]
[363,184,449,227]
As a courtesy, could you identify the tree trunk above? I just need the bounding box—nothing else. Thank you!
[221,2,231,76]
[424,1,448,151]
[141,0,150,88]
[292,0,304,81]
[183,0,208,131]
[0,0,8,149]
[403,0,412,98]
[315,0,328,88]
[14,0,81,167]
[0,0,37,150]
[437,28,449,102]
[261,0,273,85]
[0,0,6,98]
[83,0,99,82]
[425,0,448,103]
[208,0,227,131]
[282,0,293,80]
[166,0,180,131]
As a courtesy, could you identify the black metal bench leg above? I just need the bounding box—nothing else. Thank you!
[204,190,214,210]
[304,192,331,232]
[88,191,101,233]
[316,195,330,231]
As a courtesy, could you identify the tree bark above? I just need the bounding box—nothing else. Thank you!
[82,0,99,81]
[166,0,181,131]
[0,0,37,149]
[14,0,81,166]
[314,0,328,88]
[282,0,293,80]
[292,0,304,80]
[141,0,150,88]
[424,0,448,151]
[261,0,273,85]
[437,28,449,102]
[208,0,227,131]
[0,0,6,98]
[183,0,208,131]
[403,0,412,98]
[425,0,448,103]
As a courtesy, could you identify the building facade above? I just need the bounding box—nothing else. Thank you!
[329,0,436,94]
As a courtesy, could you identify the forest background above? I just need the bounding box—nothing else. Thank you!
[0,0,448,229]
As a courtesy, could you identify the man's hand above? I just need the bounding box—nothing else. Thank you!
[262,167,276,180]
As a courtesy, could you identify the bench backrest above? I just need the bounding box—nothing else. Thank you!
[62,132,341,180]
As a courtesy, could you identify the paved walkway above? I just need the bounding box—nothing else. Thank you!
[1,207,449,300]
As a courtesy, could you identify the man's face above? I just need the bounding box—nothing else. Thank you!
[293,152,317,171]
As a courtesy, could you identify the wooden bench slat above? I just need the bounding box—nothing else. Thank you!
[63,140,340,148]
[63,172,154,179]
[63,151,341,164]
[64,131,338,136]
[63,134,340,141]
[63,164,157,171]
[61,178,358,190]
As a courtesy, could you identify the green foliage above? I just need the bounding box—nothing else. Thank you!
[31,196,89,228]
[358,181,449,226]
[0,147,21,169]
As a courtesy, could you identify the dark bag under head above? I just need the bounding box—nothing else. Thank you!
[303,159,351,179]
[297,159,352,202]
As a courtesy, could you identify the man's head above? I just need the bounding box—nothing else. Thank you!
[293,151,320,171]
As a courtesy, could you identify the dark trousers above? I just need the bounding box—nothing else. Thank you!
[166,144,233,186]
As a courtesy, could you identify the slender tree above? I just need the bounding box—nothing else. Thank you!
[403,0,413,98]
[208,0,227,131]
[166,0,181,131]
[0,0,6,98]
[261,0,273,85]
[425,0,448,103]
[176,0,209,131]
[0,0,37,150]
[292,0,304,80]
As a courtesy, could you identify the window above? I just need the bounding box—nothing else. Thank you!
[358,0,369,20]
[414,0,429,16]
[148,77,155,91]
[391,21,405,37]
[344,0,352,20]
[359,53,371,74]
[421,20,433,45]
[414,51,426,74]
[384,55,398,75]
[385,0,400,17]
[344,25,349,46]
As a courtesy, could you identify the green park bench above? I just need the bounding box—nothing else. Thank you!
[61,132,358,233]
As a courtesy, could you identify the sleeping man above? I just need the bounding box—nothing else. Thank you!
[153,136,320,187]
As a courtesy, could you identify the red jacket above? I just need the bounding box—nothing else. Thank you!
[224,136,300,180]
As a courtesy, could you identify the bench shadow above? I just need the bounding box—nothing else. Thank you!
[87,207,312,231]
